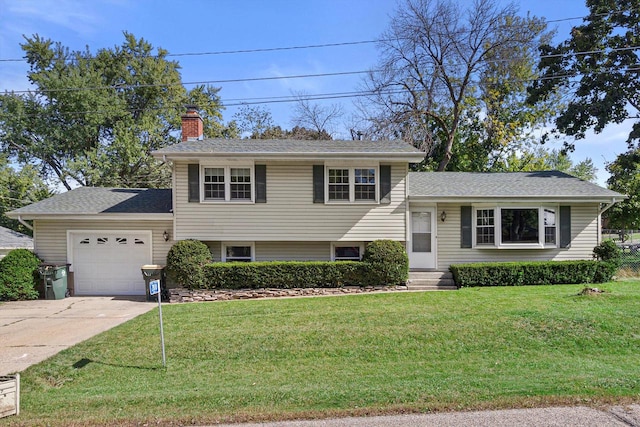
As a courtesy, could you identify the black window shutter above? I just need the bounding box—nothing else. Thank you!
[560,206,571,248]
[313,165,324,203]
[255,165,267,203]
[461,206,472,248]
[379,165,391,203]
[188,164,199,203]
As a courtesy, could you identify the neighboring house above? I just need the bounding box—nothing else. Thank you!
[7,109,625,296]
[0,226,34,258]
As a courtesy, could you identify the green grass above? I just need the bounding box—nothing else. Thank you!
[4,282,640,426]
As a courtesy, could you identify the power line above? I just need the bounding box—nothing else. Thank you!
[0,12,619,63]
[3,44,638,96]
[3,61,639,119]
[4,70,374,95]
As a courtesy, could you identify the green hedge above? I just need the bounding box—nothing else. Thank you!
[204,261,369,290]
[0,249,42,301]
[450,260,616,287]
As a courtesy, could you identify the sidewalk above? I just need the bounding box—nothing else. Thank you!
[212,404,640,427]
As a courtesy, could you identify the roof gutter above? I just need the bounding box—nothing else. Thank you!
[152,152,425,162]
[17,215,33,231]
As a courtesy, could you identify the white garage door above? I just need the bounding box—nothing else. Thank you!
[70,231,152,296]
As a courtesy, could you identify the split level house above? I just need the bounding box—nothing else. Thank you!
[7,109,625,296]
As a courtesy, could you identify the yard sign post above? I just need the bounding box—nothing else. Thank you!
[149,279,166,367]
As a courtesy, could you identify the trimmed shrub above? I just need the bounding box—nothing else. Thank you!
[166,240,212,289]
[361,240,409,286]
[171,239,409,290]
[450,260,610,287]
[593,239,622,267]
[204,261,368,290]
[0,249,42,301]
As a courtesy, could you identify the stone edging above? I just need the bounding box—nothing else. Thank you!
[168,286,408,303]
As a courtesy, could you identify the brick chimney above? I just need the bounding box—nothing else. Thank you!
[181,105,204,141]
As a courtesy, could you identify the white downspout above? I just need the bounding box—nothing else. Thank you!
[599,198,618,216]
[17,216,33,231]
[598,198,620,244]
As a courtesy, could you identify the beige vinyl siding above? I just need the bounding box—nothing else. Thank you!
[174,161,407,241]
[33,219,173,266]
[205,241,331,262]
[256,241,329,261]
[435,203,600,270]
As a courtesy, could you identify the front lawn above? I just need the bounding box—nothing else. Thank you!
[4,282,640,426]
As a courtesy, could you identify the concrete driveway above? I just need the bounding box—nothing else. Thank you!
[0,297,155,375]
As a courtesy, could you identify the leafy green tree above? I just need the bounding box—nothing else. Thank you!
[0,156,53,235]
[605,148,640,229]
[233,105,332,140]
[0,32,235,190]
[528,0,640,149]
[487,147,598,181]
[362,0,554,170]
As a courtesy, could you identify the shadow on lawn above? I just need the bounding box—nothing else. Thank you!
[72,357,162,371]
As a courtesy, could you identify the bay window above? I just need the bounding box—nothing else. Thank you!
[474,206,558,248]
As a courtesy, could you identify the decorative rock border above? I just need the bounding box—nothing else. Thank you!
[168,286,408,303]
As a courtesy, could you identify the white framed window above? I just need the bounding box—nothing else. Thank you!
[544,208,557,245]
[326,166,378,203]
[221,242,255,262]
[331,242,364,261]
[476,209,495,245]
[202,165,253,202]
[473,206,558,249]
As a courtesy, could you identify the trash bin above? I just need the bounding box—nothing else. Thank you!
[141,265,167,302]
[38,263,70,300]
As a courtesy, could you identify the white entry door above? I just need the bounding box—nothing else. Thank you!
[70,231,152,296]
[408,210,436,269]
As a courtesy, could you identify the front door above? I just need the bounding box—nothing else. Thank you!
[408,210,436,269]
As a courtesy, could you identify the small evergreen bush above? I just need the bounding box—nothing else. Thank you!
[0,249,42,301]
[166,240,212,289]
[361,240,409,286]
[593,239,621,267]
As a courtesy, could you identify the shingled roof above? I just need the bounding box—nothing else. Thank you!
[0,226,33,250]
[6,187,172,218]
[153,139,425,160]
[408,171,624,200]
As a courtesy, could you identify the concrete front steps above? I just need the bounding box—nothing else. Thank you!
[407,271,457,291]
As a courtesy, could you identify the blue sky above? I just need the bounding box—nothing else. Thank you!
[0,0,631,185]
